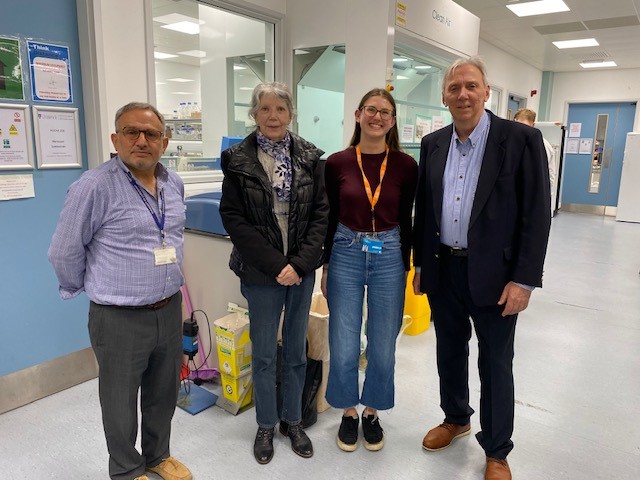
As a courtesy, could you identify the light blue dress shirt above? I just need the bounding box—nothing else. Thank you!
[440,111,491,249]
[48,156,185,306]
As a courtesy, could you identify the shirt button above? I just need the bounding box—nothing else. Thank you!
[456,197,460,201]
[436,232,440,236]
[435,253,439,258]
[454,219,458,222]
[459,175,463,179]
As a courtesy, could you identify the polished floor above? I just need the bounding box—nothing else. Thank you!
[1,211,639,479]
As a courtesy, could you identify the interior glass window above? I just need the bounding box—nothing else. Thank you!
[151,0,274,182]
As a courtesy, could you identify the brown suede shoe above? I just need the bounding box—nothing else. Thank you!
[422,422,471,451]
[485,457,512,480]
[146,456,192,480]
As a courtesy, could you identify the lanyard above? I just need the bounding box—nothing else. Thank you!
[355,144,389,232]
[124,170,167,246]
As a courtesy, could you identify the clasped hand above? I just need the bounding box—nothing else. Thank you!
[276,264,301,286]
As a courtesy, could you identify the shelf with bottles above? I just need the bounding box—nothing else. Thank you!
[165,119,202,141]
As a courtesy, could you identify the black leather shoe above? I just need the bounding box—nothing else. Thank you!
[253,427,274,464]
[281,422,313,458]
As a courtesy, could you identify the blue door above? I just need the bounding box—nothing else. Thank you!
[561,102,636,207]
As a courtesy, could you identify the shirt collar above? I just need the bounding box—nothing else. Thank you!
[452,110,491,148]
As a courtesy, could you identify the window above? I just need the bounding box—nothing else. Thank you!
[152,0,274,181]
[391,51,452,160]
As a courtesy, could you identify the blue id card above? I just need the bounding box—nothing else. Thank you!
[362,237,384,254]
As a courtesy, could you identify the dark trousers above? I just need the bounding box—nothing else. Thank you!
[240,273,315,428]
[88,292,183,480]
[427,254,517,459]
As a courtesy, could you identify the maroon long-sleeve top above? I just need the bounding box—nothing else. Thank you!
[324,147,418,270]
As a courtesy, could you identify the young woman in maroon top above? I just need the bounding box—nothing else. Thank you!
[322,88,418,452]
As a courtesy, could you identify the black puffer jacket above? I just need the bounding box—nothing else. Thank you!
[220,131,329,285]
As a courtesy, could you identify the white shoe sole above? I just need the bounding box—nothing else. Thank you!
[336,436,359,452]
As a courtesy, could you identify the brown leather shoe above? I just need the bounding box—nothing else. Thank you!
[485,457,511,480]
[422,422,471,451]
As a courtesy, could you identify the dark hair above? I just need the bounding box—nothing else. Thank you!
[114,102,165,131]
[349,88,401,151]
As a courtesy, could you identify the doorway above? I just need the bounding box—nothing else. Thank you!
[560,102,637,214]
[507,94,526,120]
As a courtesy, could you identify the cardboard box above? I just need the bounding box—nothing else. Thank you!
[214,313,252,376]
[214,312,250,350]
[219,372,253,409]
[308,292,330,413]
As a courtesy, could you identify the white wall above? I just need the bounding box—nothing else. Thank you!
[478,39,542,119]
[549,68,640,129]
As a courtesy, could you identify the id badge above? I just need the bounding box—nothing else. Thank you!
[154,246,177,265]
[362,237,384,254]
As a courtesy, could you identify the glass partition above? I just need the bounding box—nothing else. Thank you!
[488,86,502,116]
[294,45,346,158]
[151,0,274,181]
[391,51,452,160]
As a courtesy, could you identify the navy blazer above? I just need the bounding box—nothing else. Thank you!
[413,110,551,306]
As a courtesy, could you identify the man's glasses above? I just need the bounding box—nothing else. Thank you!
[120,126,164,143]
[360,105,395,120]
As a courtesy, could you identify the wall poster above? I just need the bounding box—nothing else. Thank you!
[0,103,34,170]
[33,106,82,168]
[27,41,73,103]
[0,37,25,101]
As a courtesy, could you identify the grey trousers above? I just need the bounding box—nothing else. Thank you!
[88,291,183,480]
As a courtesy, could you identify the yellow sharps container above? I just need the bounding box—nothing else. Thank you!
[403,264,431,335]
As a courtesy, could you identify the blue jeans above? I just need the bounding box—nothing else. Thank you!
[326,224,406,410]
[241,272,315,428]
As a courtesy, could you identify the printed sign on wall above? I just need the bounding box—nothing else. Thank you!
[27,41,73,103]
[0,37,25,101]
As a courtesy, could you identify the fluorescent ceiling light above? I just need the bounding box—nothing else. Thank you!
[154,51,178,60]
[178,50,206,58]
[393,57,409,62]
[553,38,599,49]
[415,65,432,70]
[396,75,409,80]
[153,13,202,25]
[172,92,193,95]
[156,82,166,85]
[166,78,194,83]
[161,21,200,35]
[506,0,569,17]
[233,65,246,71]
[580,60,617,68]
[294,49,309,55]
[239,87,254,91]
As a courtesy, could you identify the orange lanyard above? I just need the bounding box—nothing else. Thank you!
[355,144,389,232]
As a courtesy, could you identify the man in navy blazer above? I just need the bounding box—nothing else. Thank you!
[413,57,551,480]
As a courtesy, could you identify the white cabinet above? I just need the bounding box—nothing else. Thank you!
[616,132,640,223]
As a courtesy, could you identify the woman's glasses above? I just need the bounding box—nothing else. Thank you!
[360,105,394,120]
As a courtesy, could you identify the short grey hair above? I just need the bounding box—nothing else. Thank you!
[114,102,165,131]
[249,82,296,121]
[442,56,490,94]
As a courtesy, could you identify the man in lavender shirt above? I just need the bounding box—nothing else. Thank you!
[49,102,191,480]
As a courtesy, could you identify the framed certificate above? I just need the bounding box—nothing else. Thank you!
[0,103,34,170]
[33,105,82,169]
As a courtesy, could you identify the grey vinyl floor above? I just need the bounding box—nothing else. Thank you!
[1,211,639,479]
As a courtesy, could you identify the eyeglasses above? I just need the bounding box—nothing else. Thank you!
[361,105,395,120]
[120,126,164,143]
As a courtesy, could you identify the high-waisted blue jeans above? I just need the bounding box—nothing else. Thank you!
[325,223,406,410]
[241,272,315,428]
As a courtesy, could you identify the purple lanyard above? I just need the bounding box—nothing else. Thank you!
[124,170,166,246]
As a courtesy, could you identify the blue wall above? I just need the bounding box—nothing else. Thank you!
[0,0,90,377]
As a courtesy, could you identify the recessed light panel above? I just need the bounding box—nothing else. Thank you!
[507,0,570,17]
[161,21,200,35]
[553,38,599,49]
[166,78,194,83]
[154,52,178,59]
[178,50,206,58]
[580,60,617,68]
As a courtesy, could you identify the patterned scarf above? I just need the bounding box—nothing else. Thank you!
[256,130,292,202]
